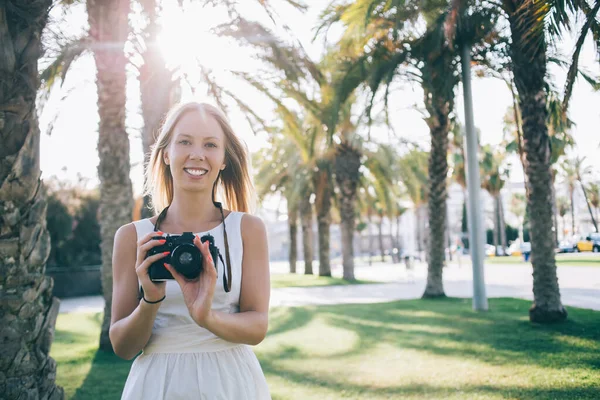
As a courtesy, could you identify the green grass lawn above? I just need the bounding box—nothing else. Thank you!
[270,273,374,288]
[52,298,600,399]
[478,255,600,266]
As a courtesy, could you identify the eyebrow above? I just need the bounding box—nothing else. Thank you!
[175,133,221,141]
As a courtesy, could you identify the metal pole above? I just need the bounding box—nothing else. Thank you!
[461,44,488,311]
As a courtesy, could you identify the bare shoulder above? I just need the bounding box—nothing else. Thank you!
[114,222,137,244]
[240,214,267,239]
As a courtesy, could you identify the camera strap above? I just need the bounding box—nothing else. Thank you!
[153,203,232,293]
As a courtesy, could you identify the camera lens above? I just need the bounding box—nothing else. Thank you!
[171,243,201,279]
[178,251,194,265]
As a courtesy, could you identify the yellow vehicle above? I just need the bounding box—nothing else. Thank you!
[576,233,600,252]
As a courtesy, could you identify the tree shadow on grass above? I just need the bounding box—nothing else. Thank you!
[71,350,132,400]
[314,297,600,369]
[259,297,600,399]
[259,298,600,400]
[267,306,316,337]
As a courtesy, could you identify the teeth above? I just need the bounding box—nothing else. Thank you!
[185,168,208,176]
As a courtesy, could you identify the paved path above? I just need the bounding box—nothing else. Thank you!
[59,261,600,313]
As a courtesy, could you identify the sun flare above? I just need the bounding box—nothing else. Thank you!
[155,3,243,75]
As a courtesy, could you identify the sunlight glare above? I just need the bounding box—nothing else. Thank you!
[156,3,245,75]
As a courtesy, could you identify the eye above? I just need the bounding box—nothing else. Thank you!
[205,142,217,148]
[178,139,191,145]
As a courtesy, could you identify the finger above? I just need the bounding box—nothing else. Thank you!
[138,230,165,247]
[137,231,165,259]
[164,262,187,285]
[194,235,213,262]
[139,237,167,254]
[137,251,169,274]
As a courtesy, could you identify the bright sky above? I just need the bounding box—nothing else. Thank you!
[39,1,600,197]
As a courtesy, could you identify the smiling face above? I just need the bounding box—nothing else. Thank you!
[163,109,227,194]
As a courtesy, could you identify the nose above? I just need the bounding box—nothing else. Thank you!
[189,147,205,161]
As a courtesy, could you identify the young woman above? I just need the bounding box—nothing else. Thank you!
[110,102,271,399]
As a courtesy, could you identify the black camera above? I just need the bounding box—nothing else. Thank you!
[147,232,220,281]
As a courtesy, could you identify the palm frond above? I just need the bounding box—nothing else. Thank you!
[563,0,600,111]
[38,35,89,113]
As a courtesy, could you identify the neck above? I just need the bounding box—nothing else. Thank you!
[165,189,222,231]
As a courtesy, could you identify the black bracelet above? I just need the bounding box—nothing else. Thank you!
[142,294,166,304]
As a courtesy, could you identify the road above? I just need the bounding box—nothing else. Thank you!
[59,259,600,313]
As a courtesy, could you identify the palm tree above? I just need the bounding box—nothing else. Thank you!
[511,193,527,244]
[86,0,135,352]
[587,183,600,225]
[319,0,499,296]
[481,145,509,255]
[253,137,304,273]
[363,144,402,262]
[0,1,64,397]
[556,196,570,240]
[573,156,598,232]
[559,161,578,236]
[397,149,430,257]
[447,0,600,322]
[217,19,371,279]
[134,0,180,218]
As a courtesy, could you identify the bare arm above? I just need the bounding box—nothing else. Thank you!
[204,214,271,345]
[109,224,168,360]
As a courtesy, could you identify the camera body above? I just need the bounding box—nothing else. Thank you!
[147,232,219,281]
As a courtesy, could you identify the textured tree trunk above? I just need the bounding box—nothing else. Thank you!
[422,92,451,298]
[368,208,373,266]
[551,173,559,246]
[508,2,567,322]
[139,0,178,218]
[288,205,298,273]
[492,195,500,255]
[313,168,332,276]
[499,194,507,251]
[396,216,401,249]
[446,203,452,261]
[299,196,313,275]
[570,187,575,235]
[580,182,598,232]
[88,0,136,351]
[0,2,64,398]
[335,142,361,281]
[378,217,385,262]
[415,205,422,255]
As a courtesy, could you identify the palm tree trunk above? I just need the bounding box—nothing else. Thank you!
[551,172,559,247]
[508,5,567,322]
[335,142,361,281]
[368,208,373,266]
[378,217,385,262]
[139,0,178,218]
[313,168,332,276]
[396,215,401,249]
[446,203,452,261]
[88,0,136,351]
[422,90,450,298]
[492,195,500,255]
[579,181,598,232]
[0,2,64,397]
[299,196,314,275]
[288,205,298,273]
[499,194,507,251]
[570,187,575,235]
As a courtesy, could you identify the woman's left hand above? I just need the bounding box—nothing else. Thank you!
[164,235,218,328]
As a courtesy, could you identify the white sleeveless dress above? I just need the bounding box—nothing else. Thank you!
[121,212,271,400]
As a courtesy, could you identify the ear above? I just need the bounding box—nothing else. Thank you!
[220,164,226,171]
[163,152,170,166]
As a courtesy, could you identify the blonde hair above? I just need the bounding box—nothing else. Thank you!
[144,102,255,214]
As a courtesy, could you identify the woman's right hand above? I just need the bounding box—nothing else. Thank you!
[135,231,169,302]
